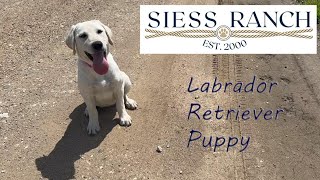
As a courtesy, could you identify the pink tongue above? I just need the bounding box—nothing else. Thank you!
[92,52,109,75]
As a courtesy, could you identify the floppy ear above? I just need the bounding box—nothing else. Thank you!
[65,25,77,55]
[96,20,114,45]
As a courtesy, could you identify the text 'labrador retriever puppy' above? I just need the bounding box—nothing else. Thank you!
[65,20,137,135]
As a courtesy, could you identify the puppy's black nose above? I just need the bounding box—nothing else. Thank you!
[92,41,103,50]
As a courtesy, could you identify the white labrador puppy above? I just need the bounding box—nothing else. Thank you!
[65,20,137,135]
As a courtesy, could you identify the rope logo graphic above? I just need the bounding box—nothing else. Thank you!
[145,26,313,40]
[140,5,317,54]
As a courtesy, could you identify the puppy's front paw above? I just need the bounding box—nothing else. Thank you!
[87,119,100,135]
[119,114,132,127]
[125,98,138,110]
[84,107,89,117]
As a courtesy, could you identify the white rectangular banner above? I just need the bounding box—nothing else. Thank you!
[140,5,317,54]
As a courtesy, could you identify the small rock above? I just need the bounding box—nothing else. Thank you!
[166,145,170,148]
[1,170,5,173]
[0,113,9,118]
[195,95,200,99]
[156,146,162,153]
[179,170,183,174]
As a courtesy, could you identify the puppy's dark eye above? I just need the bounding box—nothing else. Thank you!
[79,33,87,38]
[97,30,103,34]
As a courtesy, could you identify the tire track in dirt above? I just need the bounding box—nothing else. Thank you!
[190,54,237,179]
[191,1,246,177]
[211,1,248,179]
[196,53,247,179]
[233,55,248,179]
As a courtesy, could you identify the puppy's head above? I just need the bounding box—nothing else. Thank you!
[65,20,113,75]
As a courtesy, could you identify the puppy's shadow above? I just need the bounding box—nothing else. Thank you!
[35,103,118,179]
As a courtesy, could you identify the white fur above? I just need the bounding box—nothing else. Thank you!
[66,20,137,135]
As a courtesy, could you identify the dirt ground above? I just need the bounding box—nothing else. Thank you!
[0,0,319,179]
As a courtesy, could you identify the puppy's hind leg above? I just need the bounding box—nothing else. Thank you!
[121,71,138,110]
